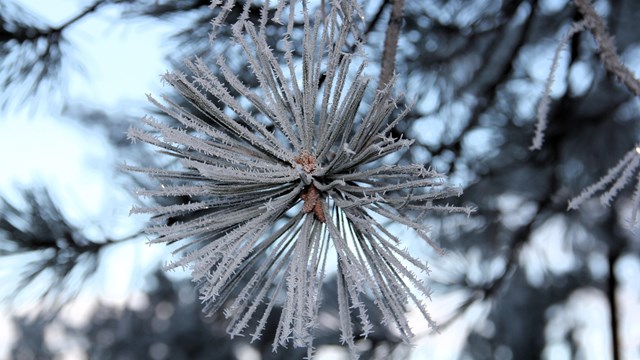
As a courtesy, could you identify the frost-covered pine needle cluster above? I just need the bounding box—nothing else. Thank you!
[126,0,472,355]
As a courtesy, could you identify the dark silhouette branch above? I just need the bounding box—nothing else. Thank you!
[424,0,536,163]
[604,214,625,360]
[607,247,621,360]
[55,1,108,31]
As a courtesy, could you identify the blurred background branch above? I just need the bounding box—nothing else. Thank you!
[0,0,111,109]
[0,188,140,313]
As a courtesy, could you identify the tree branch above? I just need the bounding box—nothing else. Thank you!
[378,0,404,90]
[58,1,105,30]
[607,247,621,360]
[604,215,625,360]
[574,0,640,97]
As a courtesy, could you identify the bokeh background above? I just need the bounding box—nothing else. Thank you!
[1,0,639,359]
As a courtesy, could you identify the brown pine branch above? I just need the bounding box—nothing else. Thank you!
[378,0,404,90]
[574,0,640,97]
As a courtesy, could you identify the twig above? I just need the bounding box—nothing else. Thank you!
[530,20,587,151]
[53,0,108,32]
[574,0,640,97]
[378,0,404,90]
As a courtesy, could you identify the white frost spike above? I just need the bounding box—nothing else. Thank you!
[568,146,640,216]
[531,20,587,151]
